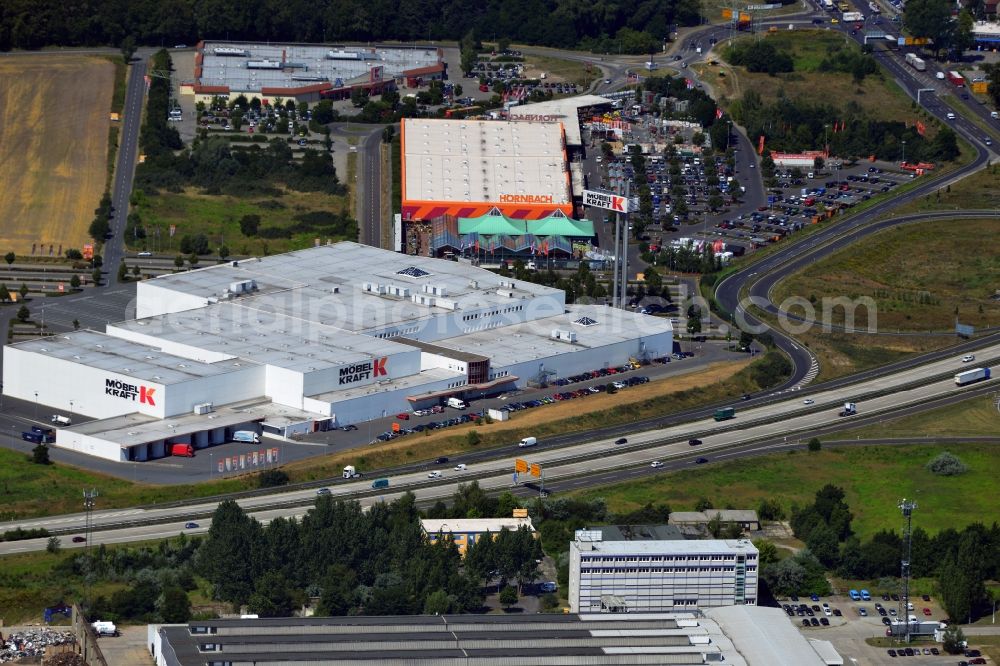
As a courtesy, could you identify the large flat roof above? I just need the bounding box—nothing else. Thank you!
[421,517,534,534]
[402,119,571,205]
[704,606,832,665]
[509,94,615,146]
[306,367,462,403]
[9,330,253,385]
[431,304,672,368]
[111,302,416,373]
[140,244,562,334]
[197,42,440,93]
[575,537,758,556]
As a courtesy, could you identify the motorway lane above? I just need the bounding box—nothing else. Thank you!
[3,367,995,554]
[5,343,996,539]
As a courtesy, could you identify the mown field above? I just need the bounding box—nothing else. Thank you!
[836,391,999,440]
[571,441,1000,540]
[129,186,355,256]
[772,217,1000,332]
[0,55,114,254]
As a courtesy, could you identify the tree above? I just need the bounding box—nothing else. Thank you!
[16,304,29,322]
[89,216,110,242]
[466,430,481,446]
[0,284,9,303]
[954,9,974,54]
[70,274,81,290]
[258,469,289,488]
[187,253,199,266]
[806,523,840,568]
[752,538,779,567]
[686,312,702,335]
[762,557,806,596]
[695,497,714,511]
[117,261,128,282]
[197,500,264,605]
[382,125,395,143]
[218,245,230,261]
[92,268,102,285]
[808,437,822,452]
[132,264,141,277]
[120,35,137,63]
[757,498,785,521]
[174,255,184,268]
[941,624,966,654]
[239,214,261,236]
[423,588,451,615]
[32,443,51,464]
[158,587,192,623]
[498,585,518,610]
[4,251,14,265]
[19,283,29,300]
[247,572,296,617]
[73,319,80,330]
[46,536,61,553]
[926,451,968,476]
[350,86,370,108]
[904,0,955,55]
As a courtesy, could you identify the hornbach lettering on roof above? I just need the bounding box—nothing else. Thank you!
[339,357,388,385]
[498,194,554,204]
[105,378,157,405]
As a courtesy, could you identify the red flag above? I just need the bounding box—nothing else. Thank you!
[916,121,926,136]
[475,239,480,253]
[757,135,765,155]
[715,107,723,120]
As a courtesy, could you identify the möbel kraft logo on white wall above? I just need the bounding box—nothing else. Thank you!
[105,378,157,406]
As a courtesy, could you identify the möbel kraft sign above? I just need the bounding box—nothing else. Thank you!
[339,357,388,385]
[582,189,634,213]
[106,378,157,406]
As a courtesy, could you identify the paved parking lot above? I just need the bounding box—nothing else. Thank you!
[779,593,964,665]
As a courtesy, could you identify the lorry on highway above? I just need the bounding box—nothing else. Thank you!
[842,11,865,21]
[343,465,361,479]
[22,431,47,444]
[371,478,390,489]
[839,402,857,417]
[518,436,538,448]
[954,367,991,386]
[905,53,927,71]
[713,407,735,421]
[446,397,467,410]
[24,426,55,444]
[232,430,260,443]
[170,443,195,457]
[51,414,72,425]
[947,70,965,87]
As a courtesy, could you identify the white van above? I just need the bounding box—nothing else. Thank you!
[935,71,945,80]
[446,397,467,410]
[232,430,260,443]
[51,414,72,425]
[518,436,538,448]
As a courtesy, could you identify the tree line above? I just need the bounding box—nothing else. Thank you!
[0,0,700,53]
[781,484,1000,623]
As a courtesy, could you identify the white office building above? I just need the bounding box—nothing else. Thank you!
[2,243,671,462]
[569,527,759,613]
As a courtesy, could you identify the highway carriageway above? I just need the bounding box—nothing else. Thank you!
[2,343,998,549]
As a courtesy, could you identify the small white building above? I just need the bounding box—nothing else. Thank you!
[569,526,759,613]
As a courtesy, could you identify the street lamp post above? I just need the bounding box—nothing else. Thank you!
[34,391,38,421]
[901,140,906,164]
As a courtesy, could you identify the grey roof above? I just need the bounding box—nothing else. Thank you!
[704,606,835,665]
[8,330,253,385]
[669,510,760,525]
[156,612,735,665]
[508,94,616,146]
[575,537,758,556]
[595,524,685,542]
[197,42,441,93]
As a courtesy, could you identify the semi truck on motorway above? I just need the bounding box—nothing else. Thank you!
[954,367,991,386]
[713,407,735,421]
[839,402,857,417]
[947,70,965,87]
[905,53,927,71]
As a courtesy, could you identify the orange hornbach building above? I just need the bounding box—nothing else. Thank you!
[400,118,574,221]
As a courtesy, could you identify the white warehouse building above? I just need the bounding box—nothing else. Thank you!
[569,526,759,614]
[3,243,671,463]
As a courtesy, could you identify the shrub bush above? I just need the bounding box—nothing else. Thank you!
[925,452,968,476]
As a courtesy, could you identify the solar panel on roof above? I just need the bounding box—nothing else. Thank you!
[396,266,431,278]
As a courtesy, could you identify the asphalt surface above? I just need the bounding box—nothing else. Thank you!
[2,358,995,554]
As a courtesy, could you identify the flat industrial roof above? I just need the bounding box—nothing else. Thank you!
[402,119,571,205]
[421,517,534,533]
[8,330,254,385]
[431,304,672,368]
[306,366,463,404]
[111,302,416,373]
[575,537,757,556]
[509,94,615,146]
[197,42,440,93]
[704,606,831,665]
[67,398,324,448]
[140,243,562,333]
[156,612,736,665]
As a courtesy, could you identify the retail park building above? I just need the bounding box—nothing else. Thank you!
[2,244,671,463]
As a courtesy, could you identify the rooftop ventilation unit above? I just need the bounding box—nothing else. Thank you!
[551,329,578,343]
[362,282,387,295]
[193,402,214,415]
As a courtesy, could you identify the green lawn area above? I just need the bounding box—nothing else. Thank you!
[129,186,355,256]
[794,330,955,382]
[895,163,1000,214]
[836,392,999,440]
[772,217,1000,332]
[523,54,595,87]
[711,30,921,125]
[569,442,1000,540]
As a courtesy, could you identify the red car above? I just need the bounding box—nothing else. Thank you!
[922,608,931,616]
[395,413,410,420]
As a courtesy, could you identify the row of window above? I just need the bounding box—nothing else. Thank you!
[581,554,752,563]
[447,380,467,388]
[461,305,524,322]
[374,326,420,339]
[487,370,510,380]
[581,566,756,574]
